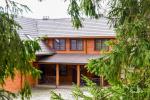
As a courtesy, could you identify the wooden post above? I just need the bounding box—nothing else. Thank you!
[100,76,104,87]
[77,64,80,86]
[56,64,59,87]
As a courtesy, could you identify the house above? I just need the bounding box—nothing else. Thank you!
[3,17,115,92]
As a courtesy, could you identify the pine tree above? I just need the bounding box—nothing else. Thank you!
[51,0,150,99]
[0,0,41,100]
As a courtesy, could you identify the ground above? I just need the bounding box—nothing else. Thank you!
[15,85,76,100]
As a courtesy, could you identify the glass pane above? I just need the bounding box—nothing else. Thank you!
[59,46,63,50]
[59,39,65,50]
[60,39,64,45]
[77,40,83,50]
[96,42,101,50]
[54,39,65,50]
[95,39,102,50]
[101,39,109,50]
[71,40,77,50]
[54,40,58,50]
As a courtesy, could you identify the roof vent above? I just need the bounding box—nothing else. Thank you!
[43,16,49,20]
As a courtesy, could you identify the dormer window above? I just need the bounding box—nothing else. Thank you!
[53,39,66,50]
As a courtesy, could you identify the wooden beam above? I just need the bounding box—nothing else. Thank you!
[56,64,59,87]
[77,64,80,86]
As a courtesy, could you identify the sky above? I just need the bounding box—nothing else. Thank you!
[0,0,108,19]
[14,0,70,19]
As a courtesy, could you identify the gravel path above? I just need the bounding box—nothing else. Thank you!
[15,86,77,100]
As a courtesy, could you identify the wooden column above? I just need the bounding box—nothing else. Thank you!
[84,39,88,54]
[56,64,59,87]
[77,64,80,86]
[100,76,104,87]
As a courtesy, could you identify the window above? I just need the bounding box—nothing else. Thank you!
[70,39,83,50]
[95,39,109,51]
[53,39,66,50]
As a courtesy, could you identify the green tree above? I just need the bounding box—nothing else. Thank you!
[51,0,150,99]
[0,0,41,100]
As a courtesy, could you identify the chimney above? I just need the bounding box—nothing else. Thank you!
[43,16,49,20]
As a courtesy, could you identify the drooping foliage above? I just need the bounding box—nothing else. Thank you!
[0,89,16,100]
[51,0,150,100]
[68,0,101,28]
[87,0,150,99]
[0,0,41,100]
[88,0,150,84]
[50,91,64,100]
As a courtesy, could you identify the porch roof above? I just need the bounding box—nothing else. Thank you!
[37,54,100,64]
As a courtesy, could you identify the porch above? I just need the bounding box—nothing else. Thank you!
[37,54,107,87]
[38,64,106,87]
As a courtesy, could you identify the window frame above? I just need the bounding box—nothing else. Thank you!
[53,38,66,51]
[94,39,109,51]
[70,39,84,51]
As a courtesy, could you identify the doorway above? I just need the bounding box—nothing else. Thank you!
[72,65,77,84]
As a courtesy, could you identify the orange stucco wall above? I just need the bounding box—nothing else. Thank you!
[46,38,113,54]
[86,38,99,54]
[2,72,22,93]
[3,37,114,92]
[2,71,37,93]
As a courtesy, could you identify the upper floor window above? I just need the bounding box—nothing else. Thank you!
[70,39,83,50]
[53,39,66,50]
[95,39,109,51]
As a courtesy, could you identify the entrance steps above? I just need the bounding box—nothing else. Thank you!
[35,84,73,89]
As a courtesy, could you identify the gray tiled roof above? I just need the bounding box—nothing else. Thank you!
[36,41,54,55]
[15,17,38,40]
[37,18,115,38]
[15,17,115,56]
[38,54,100,64]
[15,17,54,55]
